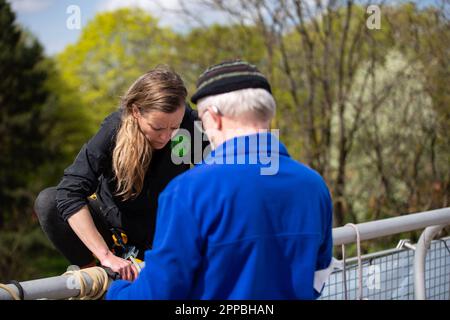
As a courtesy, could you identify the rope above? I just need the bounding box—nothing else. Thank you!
[0,283,20,300]
[63,267,110,300]
[346,223,363,300]
[341,244,348,300]
[8,280,24,300]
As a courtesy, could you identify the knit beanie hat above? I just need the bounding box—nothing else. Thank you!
[191,60,272,104]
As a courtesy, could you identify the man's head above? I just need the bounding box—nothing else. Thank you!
[191,60,276,148]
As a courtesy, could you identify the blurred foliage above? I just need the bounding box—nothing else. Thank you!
[57,8,182,130]
[0,0,49,228]
[0,0,89,280]
[0,0,448,281]
[0,223,68,281]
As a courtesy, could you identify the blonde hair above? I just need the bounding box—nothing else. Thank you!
[113,66,187,201]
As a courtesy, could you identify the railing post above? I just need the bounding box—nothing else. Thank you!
[414,225,447,300]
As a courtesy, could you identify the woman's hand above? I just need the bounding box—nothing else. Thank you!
[100,251,139,281]
[66,207,138,281]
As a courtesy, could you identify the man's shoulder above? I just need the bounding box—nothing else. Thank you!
[281,156,330,189]
[158,162,218,198]
[168,162,214,185]
[288,158,322,176]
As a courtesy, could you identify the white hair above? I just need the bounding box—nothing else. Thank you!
[197,88,276,123]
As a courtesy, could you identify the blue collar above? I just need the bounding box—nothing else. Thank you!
[202,132,290,165]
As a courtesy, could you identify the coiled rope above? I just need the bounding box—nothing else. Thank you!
[0,283,20,300]
[63,266,111,300]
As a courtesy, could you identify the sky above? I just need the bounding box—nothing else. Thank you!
[7,0,231,55]
[7,0,441,56]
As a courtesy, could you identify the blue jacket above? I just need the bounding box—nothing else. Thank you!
[106,133,333,300]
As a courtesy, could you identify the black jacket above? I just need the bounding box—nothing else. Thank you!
[56,104,206,248]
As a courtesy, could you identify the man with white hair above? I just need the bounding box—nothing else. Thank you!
[107,60,333,300]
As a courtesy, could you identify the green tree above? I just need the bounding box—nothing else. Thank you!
[176,24,267,98]
[57,8,182,129]
[0,0,50,227]
[0,0,91,280]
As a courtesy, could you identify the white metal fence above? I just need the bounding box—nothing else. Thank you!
[320,236,450,300]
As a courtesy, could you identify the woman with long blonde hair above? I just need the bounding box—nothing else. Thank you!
[34,66,203,280]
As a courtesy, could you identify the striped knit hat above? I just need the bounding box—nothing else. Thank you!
[191,60,272,104]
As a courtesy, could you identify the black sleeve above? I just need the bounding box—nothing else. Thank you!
[56,112,121,221]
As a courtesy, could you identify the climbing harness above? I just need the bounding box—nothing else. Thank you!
[111,229,142,263]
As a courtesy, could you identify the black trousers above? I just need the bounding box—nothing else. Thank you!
[34,187,122,266]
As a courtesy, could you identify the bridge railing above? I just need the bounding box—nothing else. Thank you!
[322,207,450,300]
[1,207,449,300]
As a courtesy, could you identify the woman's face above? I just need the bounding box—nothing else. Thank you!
[133,105,185,150]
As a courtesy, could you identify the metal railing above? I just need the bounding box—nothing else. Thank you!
[324,207,450,300]
[1,207,449,300]
[320,237,450,300]
[332,208,450,246]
